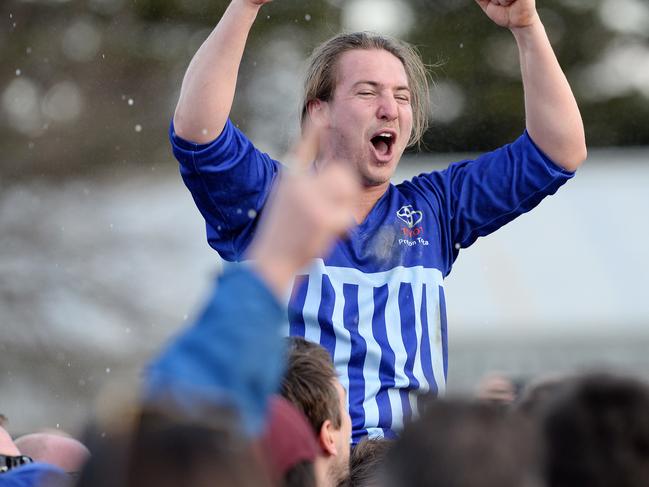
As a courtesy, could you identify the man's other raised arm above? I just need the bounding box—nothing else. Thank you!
[173,0,272,144]
[475,0,587,172]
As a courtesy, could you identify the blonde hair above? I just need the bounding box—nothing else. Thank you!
[301,32,431,148]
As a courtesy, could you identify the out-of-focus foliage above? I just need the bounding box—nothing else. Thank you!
[1,0,648,178]
[409,0,649,152]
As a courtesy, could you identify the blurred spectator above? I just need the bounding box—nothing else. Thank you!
[257,396,320,487]
[341,438,392,487]
[14,433,89,476]
[515,374,570,416]
[0,463,68,487]
[77,126,358,486]
[383,399,541,487]
[541,372,649,487]
[1,425,67,486]
[143,129,357,436]
[77,405,265,487]
[281,337,352,487]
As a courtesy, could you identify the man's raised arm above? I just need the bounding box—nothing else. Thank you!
[476,0,587,171]
[173,0,272,144]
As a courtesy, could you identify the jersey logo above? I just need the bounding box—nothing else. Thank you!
[396,205,423,228]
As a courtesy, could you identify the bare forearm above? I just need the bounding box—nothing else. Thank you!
[512,18,587,171]
[173,0,262,143]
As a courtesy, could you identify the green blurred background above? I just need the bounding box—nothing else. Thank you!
[2,0,649,180]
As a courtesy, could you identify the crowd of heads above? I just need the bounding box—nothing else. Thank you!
[4,353,649,487]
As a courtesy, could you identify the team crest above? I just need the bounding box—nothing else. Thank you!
[397,205,423,228]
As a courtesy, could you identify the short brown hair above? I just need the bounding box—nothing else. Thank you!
[301,31,431,148]
[347,438,393,487]
[281,337,342,434]
[542,373,649,487]
[385,400,540,487]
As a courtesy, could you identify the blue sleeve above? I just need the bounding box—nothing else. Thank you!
[170,119,282,261]
[0,463,67,487]
[409,131,574,274]
[143,265,286,437]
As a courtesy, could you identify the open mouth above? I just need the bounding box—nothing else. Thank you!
[370,131,396,161]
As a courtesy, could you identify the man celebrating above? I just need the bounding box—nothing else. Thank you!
[171,0,586,443]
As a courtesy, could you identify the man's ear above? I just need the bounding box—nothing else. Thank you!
[318,419,338,457]
[307,99,329,127]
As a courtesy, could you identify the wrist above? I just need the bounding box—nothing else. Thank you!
[232,0,265,13]
[511,14,545,47]
[250,259,296,300]
[510,12,542,35]
[245,243,298,299]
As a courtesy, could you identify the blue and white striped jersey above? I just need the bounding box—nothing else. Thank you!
[289,259,447,442]
[171,119,574,442]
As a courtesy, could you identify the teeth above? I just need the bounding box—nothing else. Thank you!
[379,132,393,138]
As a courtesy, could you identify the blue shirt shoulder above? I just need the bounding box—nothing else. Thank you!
[144,265,286,436]
[170,119,281,261]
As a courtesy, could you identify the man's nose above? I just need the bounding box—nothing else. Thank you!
[376,94,398,121]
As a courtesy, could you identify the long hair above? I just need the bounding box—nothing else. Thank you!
[301,31,431,148]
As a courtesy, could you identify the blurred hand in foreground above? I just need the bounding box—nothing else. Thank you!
[246,123,360,297]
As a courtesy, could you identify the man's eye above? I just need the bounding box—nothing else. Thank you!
[396,95,410,103]
[358,91,375,96]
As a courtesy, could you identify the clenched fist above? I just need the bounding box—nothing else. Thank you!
[475,0,539,29]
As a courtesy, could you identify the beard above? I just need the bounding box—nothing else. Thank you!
[328,453,350,486]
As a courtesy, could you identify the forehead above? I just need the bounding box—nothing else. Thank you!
[335,49,409,89]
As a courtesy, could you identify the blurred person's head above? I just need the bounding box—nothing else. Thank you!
[281,337,352,487]
[343,438,392,487]
[257,396,320,487]
[475,372,520,408]
[77,406,269,487]
[2,424,69,486]
[383,399,541,487]
[301,32,430,189]
[541,372,649,487]
[515,374,571,416]
[14,432,90,475]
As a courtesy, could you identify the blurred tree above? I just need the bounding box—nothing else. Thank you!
[1,0,647,179]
